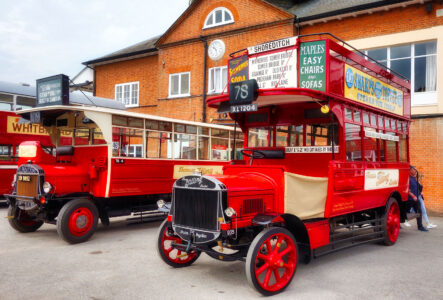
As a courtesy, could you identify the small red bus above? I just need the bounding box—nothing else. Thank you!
[157,33,411,295]
[6,104,242,243]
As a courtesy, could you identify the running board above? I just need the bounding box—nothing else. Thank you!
[313,236,384,258]
[126,211,167,225]
[313,216,385,259]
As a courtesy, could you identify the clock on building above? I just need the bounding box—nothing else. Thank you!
[208,39,225,61]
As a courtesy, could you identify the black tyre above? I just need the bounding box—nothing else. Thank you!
[157,219,200,268]
[7,205,43,233]
[246,227,298,296]
[382,198,400,246]
[56,199,98,244]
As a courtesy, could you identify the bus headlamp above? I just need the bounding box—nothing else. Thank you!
[43,182,52,193]
[157,199,166,208]
[224,207,236,218]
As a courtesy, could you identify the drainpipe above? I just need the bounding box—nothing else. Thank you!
[200,36,208,123]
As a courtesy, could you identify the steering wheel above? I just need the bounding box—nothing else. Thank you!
[240,149,265,159]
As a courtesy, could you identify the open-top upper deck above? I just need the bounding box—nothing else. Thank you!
[208,33,411,121]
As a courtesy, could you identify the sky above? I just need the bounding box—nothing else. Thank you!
[0,0,190,84]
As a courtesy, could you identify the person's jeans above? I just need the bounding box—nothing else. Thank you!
[418,195,429,224]
[408,199,424,229]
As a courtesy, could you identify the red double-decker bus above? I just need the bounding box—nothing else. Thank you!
[157,34,411,295]
[6,100,242,244]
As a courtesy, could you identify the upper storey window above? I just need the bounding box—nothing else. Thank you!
[203,7,234,29]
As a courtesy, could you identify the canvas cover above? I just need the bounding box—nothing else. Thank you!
[284,172,328,220]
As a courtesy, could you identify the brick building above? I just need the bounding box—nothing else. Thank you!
[84,0,443,214]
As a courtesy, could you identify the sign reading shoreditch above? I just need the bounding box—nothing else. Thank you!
[248,37,297,55]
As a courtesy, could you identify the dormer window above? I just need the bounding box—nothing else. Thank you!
[203,7,234,29]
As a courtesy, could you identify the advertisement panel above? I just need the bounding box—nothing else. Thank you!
[6,116,49,136]
[344,64,404,116]
[299,40,326,91]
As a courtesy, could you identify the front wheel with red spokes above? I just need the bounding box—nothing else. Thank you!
[157,219,200,268]
[57,199,98,244]
[382,198,400,246]
[246,227,298,296]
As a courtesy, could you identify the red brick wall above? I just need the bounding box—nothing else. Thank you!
[301,2,443,40]
[95,54,159,111]
[409,118,443,216]
[161,0,293,45]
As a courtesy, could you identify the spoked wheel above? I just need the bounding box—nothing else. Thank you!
[7,205,43,233]
[157,219,200,268]
[246,227,298,296]
[382,198,400,245]
[57,199,98,244]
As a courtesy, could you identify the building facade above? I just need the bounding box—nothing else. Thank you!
[84,0,443,214]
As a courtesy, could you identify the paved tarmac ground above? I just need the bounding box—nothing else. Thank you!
[0,207,442,300]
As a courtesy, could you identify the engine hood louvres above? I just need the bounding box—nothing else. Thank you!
[241,198,264,216]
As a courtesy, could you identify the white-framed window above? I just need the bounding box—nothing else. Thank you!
[127,145,143,158]
[208,66,227,94]
[203,7,234,29]
[169,72,190,98]
[363,41,437,106]
[115,82,139,107]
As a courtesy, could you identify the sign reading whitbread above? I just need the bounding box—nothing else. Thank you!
[344,65,404,116]
[36,74,70,107]
[248,37,297,89]
[299,40,326,91]
[7,116,49,136]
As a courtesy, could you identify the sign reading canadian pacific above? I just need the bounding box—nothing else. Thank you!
[344,64,404,116]
[7,116,49,136]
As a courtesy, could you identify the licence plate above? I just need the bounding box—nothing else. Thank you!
[18,175,31,182]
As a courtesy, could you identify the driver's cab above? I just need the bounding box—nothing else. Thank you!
[238,102,340,177]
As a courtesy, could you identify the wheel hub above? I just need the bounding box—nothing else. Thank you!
[76,215,87,229]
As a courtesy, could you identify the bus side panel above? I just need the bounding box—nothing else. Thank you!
[0,167,16,197]
[254,152,333,177]
[108,159,227,197]
[324,161,409,218]
[84,146,109,198]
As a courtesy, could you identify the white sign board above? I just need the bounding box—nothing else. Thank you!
[365,130,400,142]
[285,146,339,153]
[249,49,298,89]
[364,169,399,190]
[248,37,297,55]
